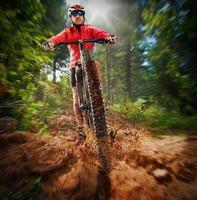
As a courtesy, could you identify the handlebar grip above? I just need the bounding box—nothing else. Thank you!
[94,39,108,44]
[42,41,50,48]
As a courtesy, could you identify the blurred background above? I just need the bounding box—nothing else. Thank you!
[0,0,196,133]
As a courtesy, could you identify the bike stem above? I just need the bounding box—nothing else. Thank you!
[79,40,84,66]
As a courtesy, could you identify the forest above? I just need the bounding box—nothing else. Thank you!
[0,0,197,133]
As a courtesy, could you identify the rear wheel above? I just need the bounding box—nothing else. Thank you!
[82,48,107,136]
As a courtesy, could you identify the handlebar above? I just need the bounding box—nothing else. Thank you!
[42,38,109,51]
[54,39,107,47]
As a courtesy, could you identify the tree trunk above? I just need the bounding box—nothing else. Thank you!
[125,42,132,98]
[106,46,112,104]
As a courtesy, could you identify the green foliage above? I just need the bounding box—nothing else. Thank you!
[0,0,49,105]
[149,112,197,130]
[17,75,72,132]
[95,0,197,131]
[142,0,197,113]
[112,98,148,123]
[18,82,43,130]
[111,98,197,131]
[36,76,72,116]
[0,0,70,133]
[1,0,196,133]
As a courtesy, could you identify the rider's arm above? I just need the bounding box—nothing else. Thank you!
[48,29,69,44]
[89,25,109,40]
[42,29,69,50]
[89,25,117,44]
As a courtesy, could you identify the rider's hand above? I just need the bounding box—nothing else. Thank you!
[42,41,55,51]
[105,35,117,44]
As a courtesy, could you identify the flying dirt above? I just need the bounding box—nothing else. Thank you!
[0,110,197,200]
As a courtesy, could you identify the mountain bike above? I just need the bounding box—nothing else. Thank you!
[51,39,108,136]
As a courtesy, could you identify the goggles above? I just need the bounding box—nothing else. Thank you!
[70,11,85,17]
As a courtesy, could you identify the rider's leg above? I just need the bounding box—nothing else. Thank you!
[72,86,86,142]
[70,67,83,127]
[70,67,85,142]
[71,86,83,128]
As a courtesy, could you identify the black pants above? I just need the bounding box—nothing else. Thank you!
[70,67,76,87]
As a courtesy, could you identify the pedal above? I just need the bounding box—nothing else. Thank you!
[80,103,91,110]
[79,103,85,110]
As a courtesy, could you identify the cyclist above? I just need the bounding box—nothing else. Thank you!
[43,4,117,140]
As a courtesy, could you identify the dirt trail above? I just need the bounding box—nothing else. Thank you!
[0,111,197,200]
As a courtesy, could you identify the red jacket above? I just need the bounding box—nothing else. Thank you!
[49,24,109,69]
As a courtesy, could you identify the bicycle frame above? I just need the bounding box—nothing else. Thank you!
[55,39,106,108]
[54,39,107,135]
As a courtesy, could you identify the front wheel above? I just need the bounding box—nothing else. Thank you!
[82,48,107,136]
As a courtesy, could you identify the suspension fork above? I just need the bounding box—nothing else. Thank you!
[75,41,88,110]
